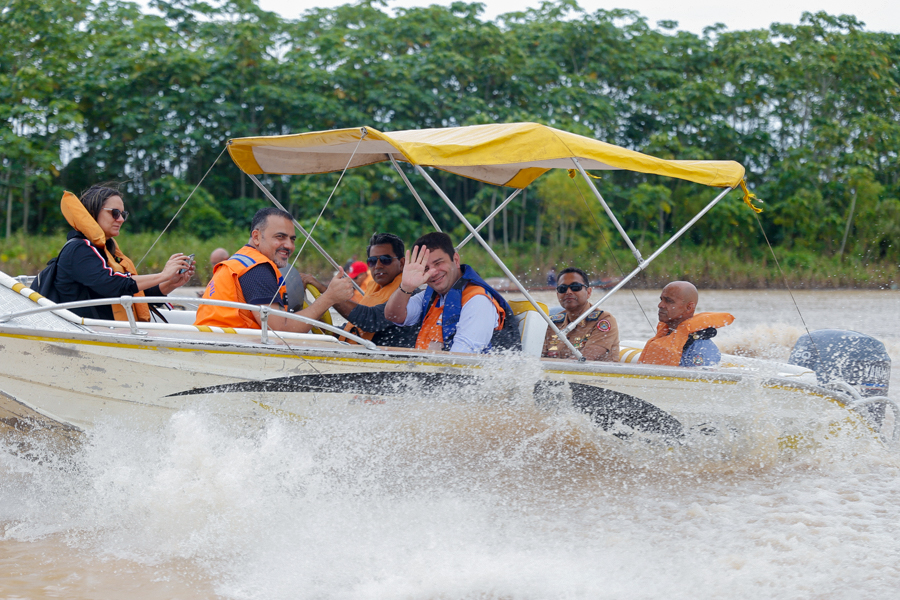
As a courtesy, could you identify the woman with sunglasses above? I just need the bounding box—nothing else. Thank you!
[541,267,619,361]
[47,185,195,321]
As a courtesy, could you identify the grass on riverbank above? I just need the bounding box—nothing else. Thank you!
[1,232,897,290]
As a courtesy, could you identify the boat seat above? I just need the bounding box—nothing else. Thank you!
[152,308,199,325]
[508,300,549,357]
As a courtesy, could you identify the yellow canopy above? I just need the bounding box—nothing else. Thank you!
[227,122,745,190]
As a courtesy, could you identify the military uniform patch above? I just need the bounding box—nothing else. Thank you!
[692,354,705,366]
[597,319,611,332]
[551,313,566,324]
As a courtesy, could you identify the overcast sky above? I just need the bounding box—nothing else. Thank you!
[251,0,897,34]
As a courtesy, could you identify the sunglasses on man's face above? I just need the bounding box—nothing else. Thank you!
[557,283,587,294]
[367,255,399,267]
[102,208,129,221]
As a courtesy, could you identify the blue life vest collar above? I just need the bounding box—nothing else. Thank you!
[418,264,513,351]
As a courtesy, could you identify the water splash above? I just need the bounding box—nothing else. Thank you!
[2,352,899,599]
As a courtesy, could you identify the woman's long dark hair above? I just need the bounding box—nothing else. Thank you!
[80,183,124,256]
[79,183,123,222]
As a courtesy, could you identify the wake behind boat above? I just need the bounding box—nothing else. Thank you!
[1,123,896,453]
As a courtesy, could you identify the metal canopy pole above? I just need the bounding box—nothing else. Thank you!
[571,157,644,264]
[247,174,363,295]
[389,155,442,232]
[561,185,735,335]
[413,165,584,360]
[456,188,522,250]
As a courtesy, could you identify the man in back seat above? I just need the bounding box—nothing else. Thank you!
[638,281,734,367]
[542,267,619,361]
[301,232,417,348]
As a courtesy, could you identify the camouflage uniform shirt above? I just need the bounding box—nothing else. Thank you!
[541,309,620,361]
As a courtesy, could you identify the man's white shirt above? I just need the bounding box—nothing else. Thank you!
[401,289,499,353]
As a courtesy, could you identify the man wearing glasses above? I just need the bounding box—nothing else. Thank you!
[542,267,619,361]
[303,233,417,347]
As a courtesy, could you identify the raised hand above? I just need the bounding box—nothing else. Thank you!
[400,245,430,291]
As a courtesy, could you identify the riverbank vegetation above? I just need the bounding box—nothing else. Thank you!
[1,0,898,288]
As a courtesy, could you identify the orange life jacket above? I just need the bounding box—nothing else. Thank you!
[194,246,286,329]
[350,271,374,303]
[59,190,151,322]
[638,312,735,366]
[415,284,504,350]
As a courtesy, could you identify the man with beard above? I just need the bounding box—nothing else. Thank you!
[301,233,418,347]
[195,207,353,333]
[541,267,619,361]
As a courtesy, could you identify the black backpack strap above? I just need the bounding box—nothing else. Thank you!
[34,238,81,299]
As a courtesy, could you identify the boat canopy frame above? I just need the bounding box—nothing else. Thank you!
[228,123,754,360]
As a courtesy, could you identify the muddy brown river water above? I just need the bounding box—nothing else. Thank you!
[2,289,898,599]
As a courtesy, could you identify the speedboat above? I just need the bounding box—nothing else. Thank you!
[1,123,896,451]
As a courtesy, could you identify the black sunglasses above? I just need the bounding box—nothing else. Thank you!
[102,207,129,221]
[557,283,587,293]
[367,255,399,267]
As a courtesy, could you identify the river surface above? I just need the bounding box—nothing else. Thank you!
[2,290,899,599]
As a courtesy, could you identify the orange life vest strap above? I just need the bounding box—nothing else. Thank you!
[638,312,735,366]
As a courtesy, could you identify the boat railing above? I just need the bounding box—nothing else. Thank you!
[0,272,378,350]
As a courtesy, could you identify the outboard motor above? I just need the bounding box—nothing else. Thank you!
[789,329,891,424]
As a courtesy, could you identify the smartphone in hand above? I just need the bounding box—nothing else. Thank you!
[179,254,195,274]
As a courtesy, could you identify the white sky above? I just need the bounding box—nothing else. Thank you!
[257,0,897,34]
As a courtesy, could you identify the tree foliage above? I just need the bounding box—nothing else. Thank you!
[1,0,898,268]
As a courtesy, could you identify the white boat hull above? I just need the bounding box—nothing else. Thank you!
[0,274,883,453]
[0,323,874,453]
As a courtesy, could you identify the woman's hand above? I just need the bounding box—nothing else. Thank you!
[400,245,429,292]
[161,253,194,291]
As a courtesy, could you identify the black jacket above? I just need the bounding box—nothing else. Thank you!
[52,230,162,320]
[346,303,418,348]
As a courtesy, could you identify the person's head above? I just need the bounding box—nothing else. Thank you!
[249,207,296,269]
[413,232,460,296]
[366,232,405,287]
[81,184,127,240]
[210,248,229,266]
[556,267,592,315]
[348,261,369,283]
[658,281,698,328]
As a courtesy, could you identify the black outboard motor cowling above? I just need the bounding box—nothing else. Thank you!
[789,329,891,422]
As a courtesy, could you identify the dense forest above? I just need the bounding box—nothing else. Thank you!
[1,0,898,285]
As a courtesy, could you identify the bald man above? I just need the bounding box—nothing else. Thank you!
[210,248,230,267]
[638,281,735,367]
